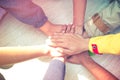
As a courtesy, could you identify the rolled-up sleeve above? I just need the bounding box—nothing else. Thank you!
[0,0,48,28]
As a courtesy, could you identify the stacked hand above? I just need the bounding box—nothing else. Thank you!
[48,33,89,55]
[46,25,89,58]
[63,24,84,35]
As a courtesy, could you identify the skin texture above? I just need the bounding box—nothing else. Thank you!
[39,21,66,36]
[67,52,118,80]
[0,45,65,65]
[49,33,89,55]
[0,0,87,66]
[72,0,87,35]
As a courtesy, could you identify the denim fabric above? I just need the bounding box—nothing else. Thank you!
[0,0,48,28]
[0,73,5,80]
[43,59,65,80]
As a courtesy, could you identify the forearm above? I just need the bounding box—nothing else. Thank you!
[81,58,118,80]
[83,38,89,51]
[73,0,87,26]
[0,45,49,65]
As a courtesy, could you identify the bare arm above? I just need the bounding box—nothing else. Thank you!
[73,0,87,25]
[0,45,49,65]
[82,56,118,80]
[72,0,87,34]
[67,52,118,80]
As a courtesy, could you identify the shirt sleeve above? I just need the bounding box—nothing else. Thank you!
[0,0,48,28]
[89,33,120,55]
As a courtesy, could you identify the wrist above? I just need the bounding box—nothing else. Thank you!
[41,45,51,56]
[80,54,94,66]
[83,38,90,51]
[76,52,93,65]
[72,24,84,35]
[72,24,83,29]
[81,57,95,66]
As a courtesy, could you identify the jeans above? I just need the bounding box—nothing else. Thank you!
[43,59,65,80]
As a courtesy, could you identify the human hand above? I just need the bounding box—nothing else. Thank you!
[48,47,66,57]
[63,24,84,35]
[46,39,66,57]
[65,24,89,38]
[48,33,89,55]
[70,24,84,35]
[66,51,91,65]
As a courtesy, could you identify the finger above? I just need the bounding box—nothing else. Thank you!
[50,35,64,43]
[75,27,84,35]
[70,25,75,33]
[75,33,83,38]
[48,42,67,48]
[65,24,72,33]
[50,34,68,42]
[56,48,74,55]
[82,31,89,38]
[52,33,72,39]
[60,25,67,33]
[50,48,66,57]
[50,38,63,43]
[46,38,64,47]
[51,33,65,39]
